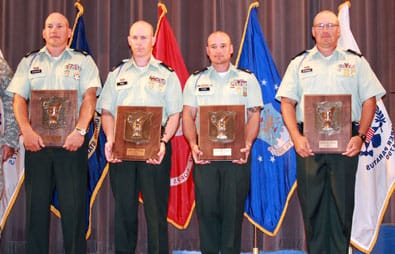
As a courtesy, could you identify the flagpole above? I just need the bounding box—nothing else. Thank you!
[235,0,259,66]
[252,225,259,254]
[154,0,167,39]
[68,1,84,47]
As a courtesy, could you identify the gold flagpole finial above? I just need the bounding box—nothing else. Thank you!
[338,0,351,13]
[68,1,85,47]
[74,1,84,16]
[154,0,167,38]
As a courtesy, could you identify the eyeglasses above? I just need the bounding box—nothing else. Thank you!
[314,23,339,30]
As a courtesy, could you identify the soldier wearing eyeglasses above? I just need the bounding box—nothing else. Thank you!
[276,10,385,254]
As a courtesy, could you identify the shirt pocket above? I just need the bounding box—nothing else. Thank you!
[298,71,318,92]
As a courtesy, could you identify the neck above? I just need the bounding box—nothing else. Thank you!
[212,62,231,73]
[47,45,67,57]
[317,45,336,57]
[133,55,151,67]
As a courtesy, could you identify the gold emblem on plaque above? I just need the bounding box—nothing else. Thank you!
[315,101,342,134]
[40,96,69,129]
[124,111,153,144]
[209,111,236,143]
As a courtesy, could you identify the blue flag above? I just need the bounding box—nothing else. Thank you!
[50,7,108,239]
[236,2,297,235]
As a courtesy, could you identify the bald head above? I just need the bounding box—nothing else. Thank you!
[45,12,70,29]
[129,20,154,37]
[313,10,339,26]
[128,20,155,65]
[42,12,71,55]
[207,31,232,47]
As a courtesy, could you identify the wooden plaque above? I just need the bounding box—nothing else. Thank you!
[113,106,163,161]
[30,90,78,147]
[198,105,245,161]
[304,94,352,153]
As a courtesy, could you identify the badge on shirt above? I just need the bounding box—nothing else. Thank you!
[337,62,356,77]
[30,66,42,74]
[64,63,81,80]
[148,76,166,91]
[230,79,248,97]
[301,66,313,73]
[117,77,128,86]
[196,83,213,95]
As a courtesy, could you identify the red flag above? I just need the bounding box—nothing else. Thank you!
[153,2,195,229]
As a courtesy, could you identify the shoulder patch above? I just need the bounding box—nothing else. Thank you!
[347,49,362,57]
[111,59,128,72]
[237,67,253,74]
[24,49,40,58]
[159,62,174,72]
[193,67,208,75]
[73,49,89,56]
[292,50,308,60]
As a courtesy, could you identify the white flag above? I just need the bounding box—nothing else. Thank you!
[338,2,395,253]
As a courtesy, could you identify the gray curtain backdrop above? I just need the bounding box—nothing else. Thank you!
[0,0,394,253]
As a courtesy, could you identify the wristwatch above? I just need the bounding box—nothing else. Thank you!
[75,127,87,136]
[358,133,366,142]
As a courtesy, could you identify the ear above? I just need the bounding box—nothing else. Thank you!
[127,36,132,46]
[152,36,156,46]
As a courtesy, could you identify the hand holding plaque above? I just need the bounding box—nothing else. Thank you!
[199,105,244,160]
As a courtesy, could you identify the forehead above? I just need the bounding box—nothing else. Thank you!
[314,12,338,24]
[129,22,153,36]
[45,13,68,26]
[208,33,231,45]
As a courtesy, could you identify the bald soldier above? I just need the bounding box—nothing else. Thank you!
[182,31,263,253]
[7,12,101,254]
[97,20,182,253]
[276,10,385,254]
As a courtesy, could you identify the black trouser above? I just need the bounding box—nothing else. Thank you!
[193,161,250,254]
[109,142,171,254]
[25,139,88,254]
[297,125,359,254]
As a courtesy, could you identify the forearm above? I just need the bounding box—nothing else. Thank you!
[245,108,261,147]
[358,96,376,135]
[13,94,31,135]
[101,110,115,143]
[161,112,180,142]
[281,97,301,140]
[182,105,198,148]
[77,87,97,130]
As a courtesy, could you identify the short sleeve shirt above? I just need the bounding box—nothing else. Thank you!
[7,47,101,110]
[275,47,386,122]
[97,56,182,126]
[183,64,263,126]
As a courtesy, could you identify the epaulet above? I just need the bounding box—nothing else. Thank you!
[73,49,89,56]
[24,49,40,58]
[159,62,174,72]
[237,67,253,74]
[347,49,362,57]
[292,50,308,60]
[111,59,128,71]
[192,67,208,75]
